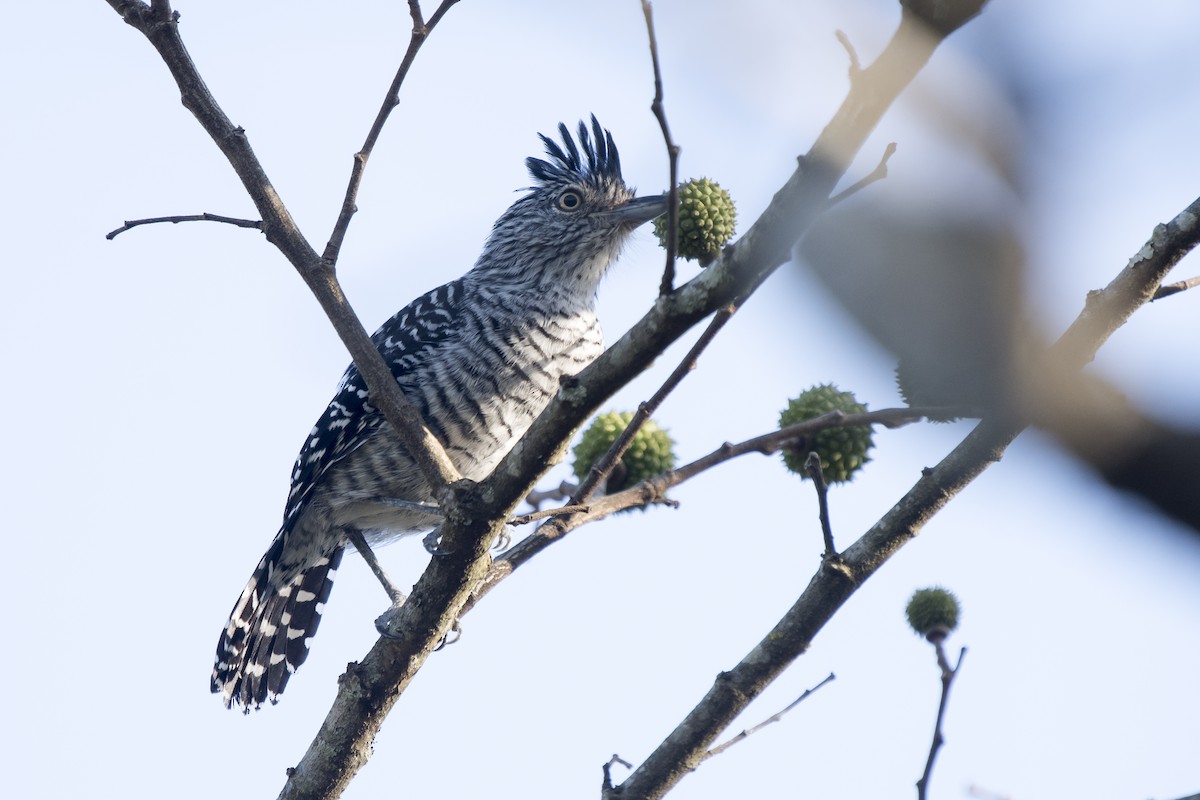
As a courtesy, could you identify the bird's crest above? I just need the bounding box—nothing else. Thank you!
[526,115,623,190]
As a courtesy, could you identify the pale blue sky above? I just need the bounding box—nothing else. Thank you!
[4,1,1198,798]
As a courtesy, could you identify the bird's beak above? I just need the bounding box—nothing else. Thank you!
[613,193,668,227]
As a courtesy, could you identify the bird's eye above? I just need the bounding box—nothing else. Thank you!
[557,190,583,212]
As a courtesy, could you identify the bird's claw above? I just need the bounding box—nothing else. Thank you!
[434,620,463,651]
[422,527,456,557]
[374,598,408,639]
[492,525,514,552]
[424,524,513,555]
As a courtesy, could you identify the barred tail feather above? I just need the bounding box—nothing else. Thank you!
[211,542,344,711]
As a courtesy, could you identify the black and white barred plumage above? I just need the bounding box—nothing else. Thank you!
[211,117,665,710]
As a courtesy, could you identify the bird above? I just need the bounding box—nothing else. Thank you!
[211,116,666,711]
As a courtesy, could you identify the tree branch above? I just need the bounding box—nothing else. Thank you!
[641,0,682,295]
[605,108,1199,800]
[1151,274,1200,300]
[105,212,261,240]
[917,644,966,800]
[471,406,933,615]
[571,303,740,505]
[804,452,838,556]
[1028,194,1200,532]
[104,0,461,502]
[703,672,836,761]
[827,142,897,206]
[1050,194,1200,371]
[321,0,460,265]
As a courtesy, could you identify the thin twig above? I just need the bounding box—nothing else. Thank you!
[917,644,967,800]
[804,453,837,555]
[468,406,931,616]
[106,212,262,240]
[835,29,862,77]
[704,672,836,760]
[828,142,898,206]
[601,754,633,791]
[576,407,925,522]
[642,0,681,296]
[508,504,592,527]
[571,303,740,508]
[1152,274,1200,300]
[666,407,925,488]
[321,0,460,266]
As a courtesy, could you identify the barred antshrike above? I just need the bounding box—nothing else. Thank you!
[212,117,666,711]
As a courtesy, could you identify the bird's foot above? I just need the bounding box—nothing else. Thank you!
[424,524,514,555]
[374,599,409,639]
[492,525,514,552]
[434,620,463,650]
[422,526,458,557]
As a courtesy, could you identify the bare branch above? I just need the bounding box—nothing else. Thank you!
[916,645,967,800]
[599,408,929,516]
[703,672,836,760]
[105,212,261,240]
[321,0,460,265]
[1152,274,1200,300]
[468,407,931,618]
[571,303,740,505]
[641,0,681,296]
[518,406,937,549]
[1033,194,1200,533]
[104,0,462,500]
[667,408,927,486]
[828,142,898,206]
[508,503,592,527]
[608,144,1197,800]
[804,453,838,555]
[1052,200,1200,371]
[602,754,634,792]
[835,29,862,77]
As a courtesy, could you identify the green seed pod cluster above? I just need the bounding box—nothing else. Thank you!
[905,587,961,641]
[778,384,873,484]
[653,177,737,262]
[572,411,676,496]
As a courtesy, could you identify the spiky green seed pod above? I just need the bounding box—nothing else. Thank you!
[572,412,676,500]
[653,177,737,262]
[906,587,961,642]
[779,384,873,484]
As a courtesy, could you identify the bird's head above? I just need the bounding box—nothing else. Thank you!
[472,116,665,296]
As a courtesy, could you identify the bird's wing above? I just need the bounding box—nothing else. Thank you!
[281,279,467,527]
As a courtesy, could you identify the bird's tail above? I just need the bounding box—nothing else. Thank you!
[211,537,344,711]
